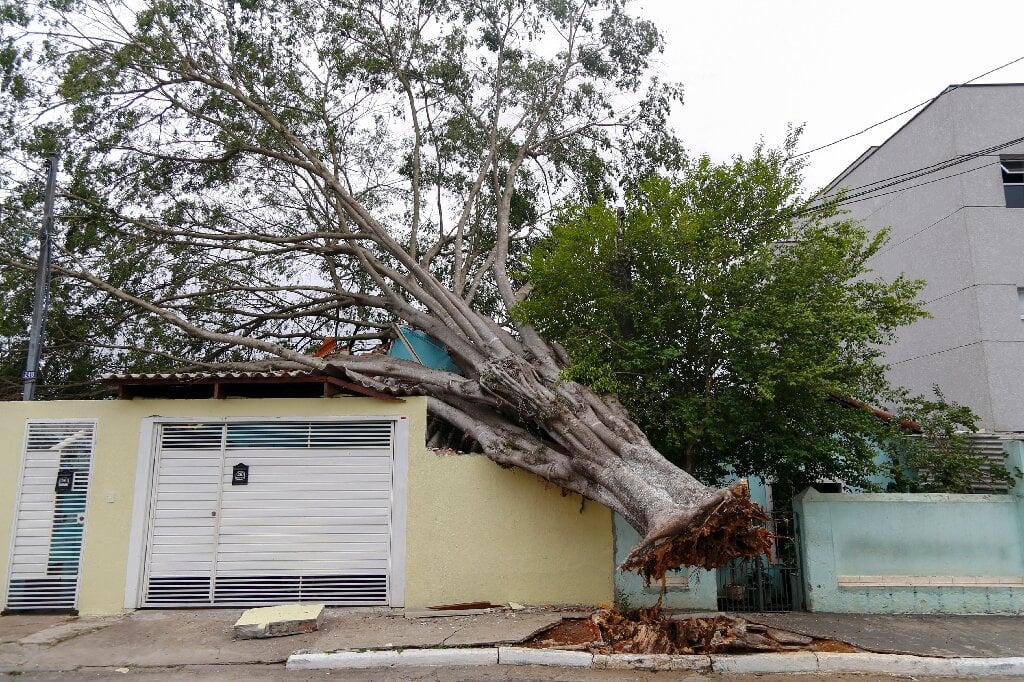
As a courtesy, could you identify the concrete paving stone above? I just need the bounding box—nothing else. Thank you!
[592,653,710,670]
[287,647,499,669]
[498,646,594,667]
[711,652,819,673]
[815,652,953,676]
[233,604,325,639]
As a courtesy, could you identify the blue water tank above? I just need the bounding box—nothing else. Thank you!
[389,326,464,376]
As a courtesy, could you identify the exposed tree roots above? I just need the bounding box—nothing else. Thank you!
[526,607,819,655]
[594,607,745,655]
[620,481,773,583]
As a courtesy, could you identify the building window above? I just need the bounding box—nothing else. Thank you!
[1018,288,1024,320]
[1001,159,1024,207]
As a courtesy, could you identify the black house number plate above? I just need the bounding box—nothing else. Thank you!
[55,469,75,493]
[232,463,249,485]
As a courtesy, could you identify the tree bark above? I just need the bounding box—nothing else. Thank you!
[309,319,772,581]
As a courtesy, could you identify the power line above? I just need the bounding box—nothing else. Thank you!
[831,136,1024,203]
[775,140,1014,226]
[799,133,1024,217]
[795,54,1024,158]
[836,161,994,207]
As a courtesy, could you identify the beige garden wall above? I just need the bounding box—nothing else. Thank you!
[0,397,613,614]
[405,451,613,607]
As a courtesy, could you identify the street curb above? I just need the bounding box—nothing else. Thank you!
[816,652,954,675]
[498,646,594,667]
[286,648,498,669]
[285,648,1024,675]
[713,652,818,673]
[955,657,1024,676]
[593,653,710,670]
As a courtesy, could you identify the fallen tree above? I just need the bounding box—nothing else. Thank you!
[0,0,771,575]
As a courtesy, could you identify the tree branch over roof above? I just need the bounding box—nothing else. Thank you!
[0,0,766,578]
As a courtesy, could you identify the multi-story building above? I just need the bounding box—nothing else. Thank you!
[826,83,1024,434]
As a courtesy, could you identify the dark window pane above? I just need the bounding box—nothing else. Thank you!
[1005,184,1024,207]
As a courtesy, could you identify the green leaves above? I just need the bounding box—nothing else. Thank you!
[519,138,984,490]
[0,0,687,395]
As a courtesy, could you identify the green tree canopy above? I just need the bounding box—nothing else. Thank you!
[517,137,982,490]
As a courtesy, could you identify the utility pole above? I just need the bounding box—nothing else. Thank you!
[22,154,59,401]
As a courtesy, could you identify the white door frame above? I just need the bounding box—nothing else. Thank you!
[123,415,410,609]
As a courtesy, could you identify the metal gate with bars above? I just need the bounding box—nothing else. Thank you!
[4,421,96,613]
[716,511,802,612]
[141,419,395,607]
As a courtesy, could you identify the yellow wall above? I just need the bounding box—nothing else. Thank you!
[1,397,613,614]
[404,452,613,607]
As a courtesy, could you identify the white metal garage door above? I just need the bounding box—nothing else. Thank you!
[141,420,394,607]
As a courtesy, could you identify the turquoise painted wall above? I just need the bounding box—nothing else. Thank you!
[824,492,1022,576]
[795,443,1024,614]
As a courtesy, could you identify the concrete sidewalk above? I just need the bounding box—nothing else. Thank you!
[0,607,564,672]
[746,612,1024,658]
[3,607,1024,676]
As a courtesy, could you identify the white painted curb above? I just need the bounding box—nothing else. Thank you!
[286,648,498,669]
[713,652,818,673]
[593,653,710,670]
[816,652,951,675]
[498,646,594,667]
[287,648,1024,676]
[955,657,1024,676]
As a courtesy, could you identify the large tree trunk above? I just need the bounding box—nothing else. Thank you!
[308,320,773,581]
[76,248,773,580]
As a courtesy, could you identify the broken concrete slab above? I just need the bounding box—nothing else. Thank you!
[233,604,325,640]
[767,627,813,646]
[442,612,563,647]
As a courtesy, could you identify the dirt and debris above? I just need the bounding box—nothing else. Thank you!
[525,606,861,656]
[524,616,603,650]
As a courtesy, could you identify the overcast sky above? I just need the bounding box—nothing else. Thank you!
[639,1,1024,192]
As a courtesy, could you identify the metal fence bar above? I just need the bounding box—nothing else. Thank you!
[716,511,802,612]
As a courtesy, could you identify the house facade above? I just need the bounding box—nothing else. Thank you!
[1,384,614,615]
[825,83,1024,433]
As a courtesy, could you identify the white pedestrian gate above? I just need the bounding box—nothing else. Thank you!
[141,420,395,607]
[4,421,96,613]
